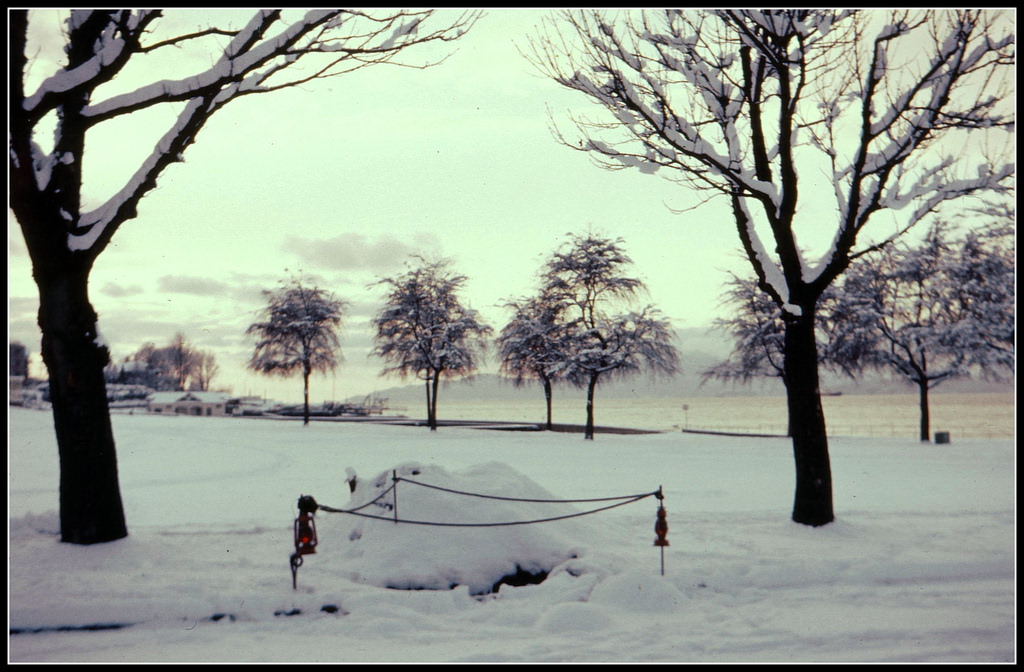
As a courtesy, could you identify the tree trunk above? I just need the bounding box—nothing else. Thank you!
[542,377,553,430]
[37,263,128,544]
[917,379,930,442]
[782,310,834,527]
[302,365,311,426]
[430,372,440,431]
[584,373,598,440]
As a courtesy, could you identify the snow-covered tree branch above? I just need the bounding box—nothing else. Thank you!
[830,217,1014,440]
[496,295,567,430]
[371,258,493,431]
[13,9,480,260]
[248,280,346,426]
[533,232,679,439]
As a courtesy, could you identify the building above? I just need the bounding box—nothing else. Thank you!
[9,376,25,406]
[148,391,229,417]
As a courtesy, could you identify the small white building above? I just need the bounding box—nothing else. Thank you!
[148,391,229,417]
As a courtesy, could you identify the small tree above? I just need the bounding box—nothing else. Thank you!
[120,342,173,390]
[703,274,787,386]
[832,220,1015,441]
[540,233,679,439]
[133,334,199,390]
[371,258,492,430]
[496,294,567,430]
[167,332,198,391]
[945,213,1016,366]
[191,351,220,392]
[247,281,346,426]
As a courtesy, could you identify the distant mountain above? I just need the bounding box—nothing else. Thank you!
[346,326,1012,403]
[353,373,1012,406]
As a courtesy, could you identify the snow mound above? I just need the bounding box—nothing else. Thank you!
[588,569,684,613]
[318,462,600,595]
[536,601,615,632]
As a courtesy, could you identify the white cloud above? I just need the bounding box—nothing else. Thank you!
[157,275,233,296]
[282,232,443,273]
[100,282,145,298]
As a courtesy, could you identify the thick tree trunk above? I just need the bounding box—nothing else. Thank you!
[423,372,441,431]
[583,374,598,440]
[37,264,128,544]
[917,379,930,442]
[542,377,553,430]
[782,310,834,527]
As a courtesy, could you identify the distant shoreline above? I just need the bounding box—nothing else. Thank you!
[252,413,662,435]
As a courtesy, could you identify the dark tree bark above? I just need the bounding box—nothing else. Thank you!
[584,373,599,440]
[11,11,128,544]
[542,377,553,431]
[35,246,129,544]
[783,308,834,527]
[430,373,441,431]
[917,379,931,443]
[424,373,440,431]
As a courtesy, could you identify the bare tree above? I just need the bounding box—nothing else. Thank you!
[167,332,198,391]
[9,9,479,544]
[123,341,175,390]
[539,233,679,440]
[703,273,788,386]
[496,294,566,430]
[527,9,1014,525]
[831,219,1015,441]
[248,281,346,426]
[192,351,220,392]
[371,258,493,431]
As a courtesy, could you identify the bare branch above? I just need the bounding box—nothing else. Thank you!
[10,9,481,258]
[139,26,241,53]
[528,9,1015,310]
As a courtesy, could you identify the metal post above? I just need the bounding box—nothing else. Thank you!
[290,553,302,590]
[654,485,667,576]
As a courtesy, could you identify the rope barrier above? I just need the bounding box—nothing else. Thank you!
[395,475,658,505]
[288,475,668,589]
[319,492,655,527]
[318,482,397,515]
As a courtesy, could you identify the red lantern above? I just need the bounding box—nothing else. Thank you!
[293,495,319,556]
[654,505,669,547]
[294,512,317,555]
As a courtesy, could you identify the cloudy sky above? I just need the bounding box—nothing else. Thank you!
[5,9,859,403]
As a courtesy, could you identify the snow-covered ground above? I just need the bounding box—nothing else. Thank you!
[8,407,1016,663]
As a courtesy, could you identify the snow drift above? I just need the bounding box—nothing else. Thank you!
[317,461,636,595]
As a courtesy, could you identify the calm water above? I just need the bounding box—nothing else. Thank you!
[406,392,1014,440]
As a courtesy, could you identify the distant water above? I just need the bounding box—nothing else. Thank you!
[399,392,1014,440]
